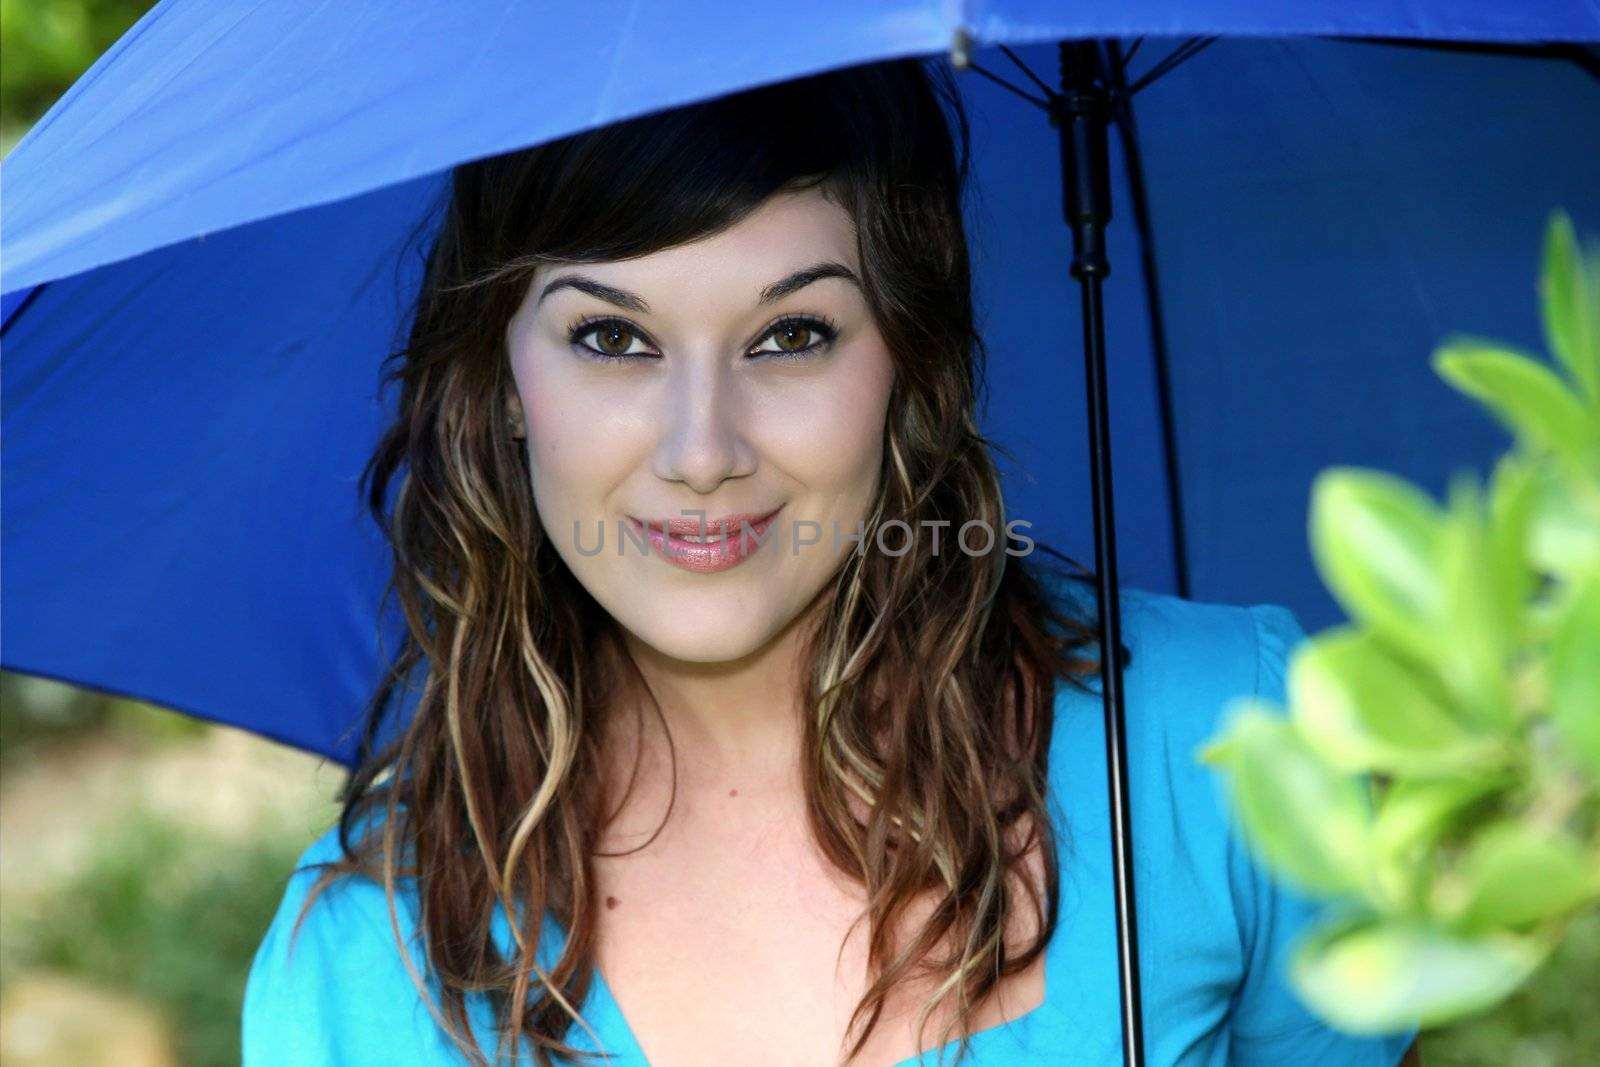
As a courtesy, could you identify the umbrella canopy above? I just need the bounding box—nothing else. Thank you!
[3,3,1598,764]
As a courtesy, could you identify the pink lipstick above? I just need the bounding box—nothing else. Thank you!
[626,508,781,574]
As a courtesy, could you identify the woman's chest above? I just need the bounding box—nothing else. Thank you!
[593,808,871,1065]
[587,797,1046,1067]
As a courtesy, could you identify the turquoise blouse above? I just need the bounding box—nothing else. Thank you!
[243,584,1420,1065]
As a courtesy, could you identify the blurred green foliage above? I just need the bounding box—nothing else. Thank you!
[0,0,158,152]
[0,672,205,766]
[1423,908,1600,1065]
[1,807,313,1067]
[1202,211,1600,1040]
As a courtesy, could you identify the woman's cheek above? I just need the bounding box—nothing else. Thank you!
[526,373,652,522]
[784,351,893,491]
[523,358,594,466]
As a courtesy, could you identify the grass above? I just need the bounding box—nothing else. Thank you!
[1422,908,1600,1065]
[0,672,207,767]
[1,810,317,1067]
[1,809,312,1067]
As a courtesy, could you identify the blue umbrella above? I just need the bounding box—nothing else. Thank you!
[3,3,1598,1061]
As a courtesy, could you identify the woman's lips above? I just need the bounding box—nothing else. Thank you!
[625,508,782,574]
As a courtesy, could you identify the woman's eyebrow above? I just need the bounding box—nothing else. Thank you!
[536,260,861,313]
[757,261,861,304]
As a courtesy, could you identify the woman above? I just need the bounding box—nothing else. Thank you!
[243,58,1421,1066]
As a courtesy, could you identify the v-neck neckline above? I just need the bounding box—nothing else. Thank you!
[576,711,1068,1067]
[586,927,1058,1066]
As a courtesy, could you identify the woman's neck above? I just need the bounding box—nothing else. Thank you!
[611,596,821,793]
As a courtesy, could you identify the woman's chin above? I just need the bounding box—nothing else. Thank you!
[603,587,806,669]
[618,612,777,667]
[641,633,766,667]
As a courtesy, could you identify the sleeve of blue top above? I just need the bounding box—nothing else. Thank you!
[1224,603,1421,1066]
[241,831,456,1067]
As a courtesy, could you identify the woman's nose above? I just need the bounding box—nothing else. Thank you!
[651,358,755,494]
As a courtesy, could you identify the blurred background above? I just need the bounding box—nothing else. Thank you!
[1,3,1595,1065]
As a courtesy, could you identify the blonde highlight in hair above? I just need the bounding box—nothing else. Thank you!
[305,57,1108,1067]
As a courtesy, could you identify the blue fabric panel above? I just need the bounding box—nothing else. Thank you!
[2,5,1597,759]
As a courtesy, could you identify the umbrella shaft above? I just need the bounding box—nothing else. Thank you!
[1057,39,1146,1067]
[1055,42,1114,280]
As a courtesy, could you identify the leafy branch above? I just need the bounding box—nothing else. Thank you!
[1200,210,1600,1033]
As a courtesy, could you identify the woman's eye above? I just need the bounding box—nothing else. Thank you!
[750,317,837,358]
[570,320,655,361]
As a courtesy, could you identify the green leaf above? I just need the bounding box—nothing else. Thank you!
[1201,702,1373,897]
[1372,776,1508,910]
[1550,573,1600,779]
[1436,471,1517,728]
[1434,341,1596,463]
[1540,210,1600,410]
[1289,626,1506,775]
[1310,468,1445,664]
[1438,821,1600,934]
[1528,466,1600,582]
[1290,915,1550,1032]
[1486,452,1538,637]
[1373,777,1507,860]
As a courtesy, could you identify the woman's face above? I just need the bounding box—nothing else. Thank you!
[504,187,896,665]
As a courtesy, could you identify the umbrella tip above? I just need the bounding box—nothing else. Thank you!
[949,27,974,70]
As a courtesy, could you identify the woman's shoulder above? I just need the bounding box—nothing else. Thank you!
[1035,570,1301,760]
[1118,586,1303,749]
[242,820,455,1066]
[260,814,423,942]
[243,817,585,1065]
[1038,574,1319,920]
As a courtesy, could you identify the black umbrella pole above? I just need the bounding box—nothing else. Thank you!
[1055,40,1146,1067]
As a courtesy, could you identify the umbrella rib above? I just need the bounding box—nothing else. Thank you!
[964,60,1053,112]
[1117,36,1146,76]
[1104,40,1193,602]
[0,282,46,338]
[1126,36,1220,96]
[996,43,1058,100]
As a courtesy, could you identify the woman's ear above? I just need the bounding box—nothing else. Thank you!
[505,388,527,440]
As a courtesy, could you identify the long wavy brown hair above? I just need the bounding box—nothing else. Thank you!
[305,56,1109,1067]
